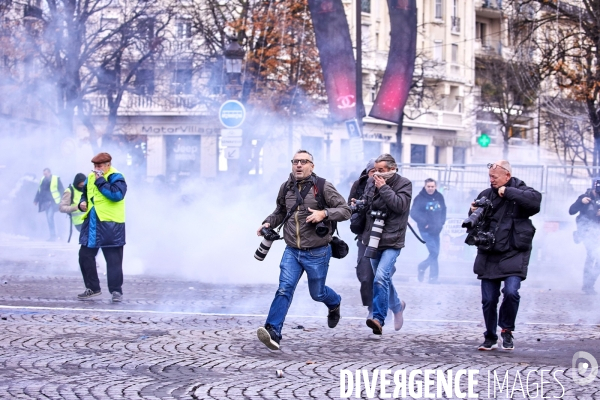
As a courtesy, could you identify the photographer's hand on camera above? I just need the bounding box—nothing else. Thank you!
[257,223,270,236]
[306,208,327,223]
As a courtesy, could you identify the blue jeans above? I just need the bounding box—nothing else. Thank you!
[418,231,440,281]
[370,248,403,326]
[481,276,522,340]
[45,204,57,238]
[265,245,341,338]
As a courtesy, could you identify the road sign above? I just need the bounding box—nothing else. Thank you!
[219,100,246,128]
[221,129,243,137]
[225,147,240,159]
[221,136,243,147]
[345,119,362,138]
[477,133,491,147]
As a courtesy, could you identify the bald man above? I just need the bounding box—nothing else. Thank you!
[468,160,541,351]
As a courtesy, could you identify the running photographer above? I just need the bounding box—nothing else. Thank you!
[465,160,541,351]
[569,178,600,295]
[255,150,351,350]
[359,154,412,335]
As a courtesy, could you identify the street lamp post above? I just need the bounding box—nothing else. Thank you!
[224,37,245,87]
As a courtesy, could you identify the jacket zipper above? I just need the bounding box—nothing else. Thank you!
[295,210,301,248]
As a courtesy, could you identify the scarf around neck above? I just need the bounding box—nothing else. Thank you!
[373,170,397,181]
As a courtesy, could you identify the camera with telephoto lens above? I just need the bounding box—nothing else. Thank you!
[254,227,281,261]
[364,210,388,259]
[350,199,366,213]
[462,196,496,251]
[315,221,329,238]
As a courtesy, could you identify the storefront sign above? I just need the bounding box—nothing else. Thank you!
[142,125,204,134]
[219,100,246,128]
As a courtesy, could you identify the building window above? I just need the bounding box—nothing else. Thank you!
[434,146,441,164]
[138,18,155,41]
[435,0,443,19]
[133,69,155,96]
[453,0,458,17]
[451,44,458,63]
[433,40,443,61]
[411,144,427,164]
[176,19,192,39]
[361,0,371,13]
[171,69,192,95]
[453,147,466,164]
[476,22,487,46]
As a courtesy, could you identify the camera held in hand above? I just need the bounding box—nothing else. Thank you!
[462,196,496,251]
[350,199,366,214]
[462,196,493,230]
[254,227,281,261]
[364,210,388,259]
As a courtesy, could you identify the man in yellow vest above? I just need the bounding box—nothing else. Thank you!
[33,168,64,241]
[77,152,127,302]
[59,173,87,241]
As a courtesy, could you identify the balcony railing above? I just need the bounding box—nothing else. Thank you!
[451,16,460,33]
[86,94,207,114]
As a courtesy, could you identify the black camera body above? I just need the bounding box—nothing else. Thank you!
[350,199,367,213]
[462,196,496,251]
[261,227,281,241]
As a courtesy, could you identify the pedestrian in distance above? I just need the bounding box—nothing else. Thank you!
[255,150,351,350]
[77,153,127,303]
[33,168,64,241]
[410,178,446,284]
[465,160,541,351]
[358,153,412,335]
[59,173,87,238]
[569,178,600,295]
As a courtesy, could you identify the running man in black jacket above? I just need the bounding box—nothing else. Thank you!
[410,178,446,283]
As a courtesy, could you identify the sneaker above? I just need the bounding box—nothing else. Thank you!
[77,289,101,300]
[257,326,280,350]
[111,291,123,303]
[327,302,341,328]
[478,338,498,351]
[366,318,383,335]
[393,301,406,331]
[501,330,514,350]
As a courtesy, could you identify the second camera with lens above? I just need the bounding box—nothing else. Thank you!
[462,196,496,251]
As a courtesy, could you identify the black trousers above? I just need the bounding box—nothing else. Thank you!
[356,239,374,307]
[79,245,124,294]
[481,276,521,340]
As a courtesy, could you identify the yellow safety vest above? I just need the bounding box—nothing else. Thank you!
[69,187,85,226]
[83,167,126,223]
[39,175,61,204]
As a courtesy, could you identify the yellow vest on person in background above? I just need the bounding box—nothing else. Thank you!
[70,187,85,226]
[39,175,61,204]
[83,167,125,223]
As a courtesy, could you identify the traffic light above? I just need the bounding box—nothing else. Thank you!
[477,133,491,147]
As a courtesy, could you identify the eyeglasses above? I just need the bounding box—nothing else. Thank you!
[291,159,313,165]
[487,163,510,173]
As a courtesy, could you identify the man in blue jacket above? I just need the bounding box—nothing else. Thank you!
[77,152,127,303]
[410,178,446,283]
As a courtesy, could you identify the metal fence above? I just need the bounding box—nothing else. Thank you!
[397,164,600,218]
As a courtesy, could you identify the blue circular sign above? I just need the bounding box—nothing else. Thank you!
[219,100,246,128]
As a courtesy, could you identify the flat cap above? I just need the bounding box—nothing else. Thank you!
[91,152,112,164]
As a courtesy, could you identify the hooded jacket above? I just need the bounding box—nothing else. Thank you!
[470,177,541,280]
[348,169,369,205]
[264,173,351,249]
[360,173,412,250]
[410,188,447,235]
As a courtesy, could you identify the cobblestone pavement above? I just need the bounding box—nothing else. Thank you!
[0,240,599,399]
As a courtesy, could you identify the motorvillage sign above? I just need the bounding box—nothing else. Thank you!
[141,125,206,134]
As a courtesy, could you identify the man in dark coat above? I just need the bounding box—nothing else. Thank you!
[569,178,600,295]
[468,160,541,351]
[361,154,412,335]
[33,168,64,241]
[410,178,446,283]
